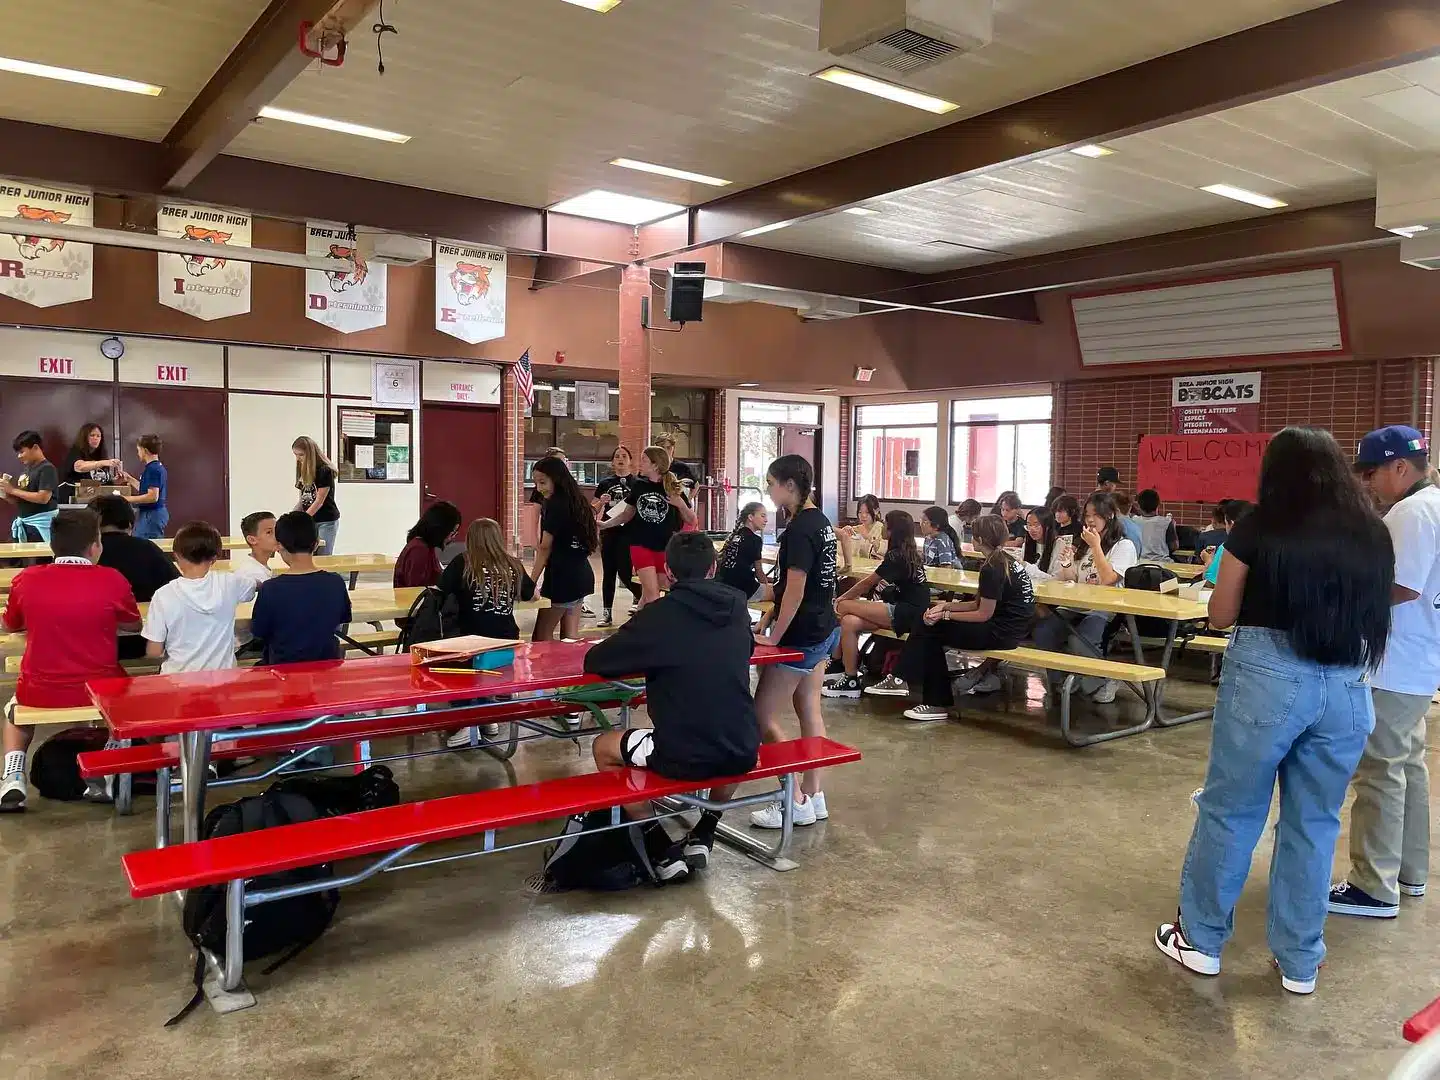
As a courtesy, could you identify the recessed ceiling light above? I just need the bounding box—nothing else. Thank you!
[258,106,410,143]
[1388,224,1429,238]
[1070,144,1114,158]
[559,0,621,10]
[548,189,686,225]
[738,382,760,387]
[738,220,795,238]
[0,55,163,96]
[609,158,730,187]
[1200,184,1288,210]
[842,207,879,216]
[813,67,959,115]
[815,387,838,392]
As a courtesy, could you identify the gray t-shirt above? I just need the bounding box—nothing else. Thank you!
[15,460,59,517]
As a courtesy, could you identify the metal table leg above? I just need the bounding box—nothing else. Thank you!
[178,730,213,844]
[705,772,799,872]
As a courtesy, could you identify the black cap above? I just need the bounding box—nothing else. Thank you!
[1096,466,1119,484]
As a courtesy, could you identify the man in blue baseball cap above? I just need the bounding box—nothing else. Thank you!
[1330,424,1435,919]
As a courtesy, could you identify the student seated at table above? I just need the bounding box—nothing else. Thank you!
[93,494,178,660]
[1051,494,1083,544]
[233,510,278,589]
[1020,506,1059,576]
[1111,490,1144,549]
[717,501,773,603]
[1201,499,1251,585]
[142,521,261,674]
[838,494,884,568]
[822,511,929,700]
[1194,500,1232,560]
[1,509,140,810]
[1133,488,1179,561]
[586,531,760,881]
[896,514,1036,720]
[950,499,983,544]
[1032,493,1138,705]
[920,506,962,569]
[993,491,1026,540]
[250,511,352,665]
[395,501,461,589]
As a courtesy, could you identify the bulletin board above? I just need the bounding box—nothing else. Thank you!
[336,406,413,483]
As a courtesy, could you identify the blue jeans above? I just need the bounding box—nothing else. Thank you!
[315,519,339,555]
[1033,609,1112,695]
[133,507,169,539]
[1179,627,1374,982]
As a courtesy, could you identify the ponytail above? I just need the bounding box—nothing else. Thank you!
[736,501,764,529]
[642,445,683,500]
[923,506,961,555]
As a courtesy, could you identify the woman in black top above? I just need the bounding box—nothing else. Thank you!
[592,445,642,625]
[598,445,695,610]
[750,454,838,828]
[529,456,598,641]
[1154,427,1392,996]
[438,518,536,639]
[62,423,120,499]
[717,501,771,602]
[292,436,341,554]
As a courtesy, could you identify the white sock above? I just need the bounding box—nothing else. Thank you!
[3,749,25,780]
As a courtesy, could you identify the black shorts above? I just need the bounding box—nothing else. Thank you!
[618,730,756,781]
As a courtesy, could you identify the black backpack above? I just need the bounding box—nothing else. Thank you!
[539,810,662,892]
[267,764,401,817]
[1124,564,1178,592]
[170,789,339,1025]
[397,587,458,651]
[30,727,110,801]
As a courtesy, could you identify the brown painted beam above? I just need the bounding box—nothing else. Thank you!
[530,256,615,290]
[904,201,1389,303]
[162,0,377,191]
[690,0,1440,246]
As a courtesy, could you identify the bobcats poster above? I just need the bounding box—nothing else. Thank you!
[0,178,94,308]
[157,202,251,321]
[304,220,387,333]
[435,241,506,344]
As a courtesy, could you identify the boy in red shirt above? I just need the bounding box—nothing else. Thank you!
[2,509,140,811]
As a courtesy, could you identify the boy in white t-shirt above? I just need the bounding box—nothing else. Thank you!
[142,521,260,674]
[233,511,278,590]
[1330,426,1438,919]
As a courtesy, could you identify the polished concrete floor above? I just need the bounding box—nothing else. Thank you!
[0,619,1435,1078]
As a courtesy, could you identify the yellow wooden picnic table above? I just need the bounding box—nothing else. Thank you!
[0,552,396,591]
[0,535,252,560]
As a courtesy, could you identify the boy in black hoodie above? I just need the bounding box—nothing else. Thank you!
[586,530,760,874]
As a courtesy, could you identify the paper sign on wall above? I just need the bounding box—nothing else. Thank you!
[373,359,418,406]
[304,221,387,333]
[354,444,374,470]
[157,202,252,321]
[1171,372,1262,435]
[0,178,94,307]
[550,389,569,417]
[574,381,609,422]
[435,242,506,344]
[1136,433,1273,503]
[341,412,376,438]
[389,423,409,447]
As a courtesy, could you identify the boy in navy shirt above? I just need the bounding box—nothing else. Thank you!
[250,511,351,665]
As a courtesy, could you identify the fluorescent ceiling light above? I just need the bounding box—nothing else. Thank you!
[1200,184,1288,210]
[609,158,730,187]
[738,220,795,238]
[815,387,838,392]
[843,207,879,216]
[813,67,958,115]
[1070,144,1114,158]
[559,0,621,9]
[258,106,410,143]
[738,382,760,387]
[1388,224,1429,238]
[0,55,163,96]
[548,189,686,225]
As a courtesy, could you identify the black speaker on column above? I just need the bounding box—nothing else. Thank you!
[666,262,707,324]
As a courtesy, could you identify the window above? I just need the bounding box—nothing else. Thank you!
[852,401,938,501]
[949,395,1052,505]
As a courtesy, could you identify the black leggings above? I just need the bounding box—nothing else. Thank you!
[896,619,1014,707]
[600,532,641,608]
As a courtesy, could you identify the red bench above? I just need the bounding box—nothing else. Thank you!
[122,736,859,1009]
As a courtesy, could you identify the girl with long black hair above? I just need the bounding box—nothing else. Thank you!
[593,445,642,625]
[1155,427,1393,996]
[717,501,772,602]
[1021,507,1059,574]
[530,456,599,641]
[920,506,962,569]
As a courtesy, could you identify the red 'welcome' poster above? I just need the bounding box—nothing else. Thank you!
[1136,433,1273,503]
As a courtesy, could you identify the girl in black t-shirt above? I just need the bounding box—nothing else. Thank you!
[530,456,598,641]
[598,446,695,610]
[895,514,1036,720]
[292,435,341,554]
[717,501,771,601]
[823,511,929,700]
[592,445,642,625]
[438,517,537,639]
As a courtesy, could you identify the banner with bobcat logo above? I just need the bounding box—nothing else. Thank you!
[0,178,94,308]
[157,202,251,321]
[435,241,506,344]
[304,220,387,333]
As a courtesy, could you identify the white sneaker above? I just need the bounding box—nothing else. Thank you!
[1400,880,1427,898]
[1090,680,1118,704]
[810,791,829,821]
[903,704,951,721]
[445,727,480,749]
[1154,920,1220,976]
[0,774,27,812]
[749,795,817,829]
[564,713,582,730]
[863,675,909,697]
[581,603,595,618]
[1273,958,1316,995]
[481,723,502,738]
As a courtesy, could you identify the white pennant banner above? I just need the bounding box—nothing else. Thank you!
[304,221,387,333]
[0,178,94,308]
[435,241,506,344]
[157,202,252,321]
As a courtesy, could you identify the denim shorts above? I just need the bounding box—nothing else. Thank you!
[779,626,842,672]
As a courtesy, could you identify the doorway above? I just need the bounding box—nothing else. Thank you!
[0,378,115,535]
[738,406,821,536]
[116,385,228,535]
[420,404,502,526]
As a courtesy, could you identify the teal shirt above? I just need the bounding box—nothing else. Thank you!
[1204,543,1225,585]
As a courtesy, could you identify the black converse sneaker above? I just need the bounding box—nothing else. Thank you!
[1328,881,1398,918]
[1154,916,1220,975]
[821,674,863,699]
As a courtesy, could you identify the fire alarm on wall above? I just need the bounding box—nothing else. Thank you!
[555,351,566,364]
[854,366,875,383]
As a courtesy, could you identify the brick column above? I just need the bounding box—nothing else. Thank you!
[618,264,652,454]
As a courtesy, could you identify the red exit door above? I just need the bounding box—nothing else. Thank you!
[420,404,501,526]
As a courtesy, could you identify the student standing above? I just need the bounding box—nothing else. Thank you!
[120,434,168,539]
[394,501,461,589]
[530,456,598,641]
[291,436,341,554]
[750,454,837,829]
[142,522,260,674]
[654,434,698,499]
[600,446,695,609]
[920,506,962,569]
[1,510,140,810]
[1096,467,1119,493]
[1329,425,1437,918]
[249,511,352,665]
[1154,427,1392,996]
[61,423,120,498]
[594,445,642,625]
[717,501,772,603]
[93,494,178,660]
[2,431,59,542]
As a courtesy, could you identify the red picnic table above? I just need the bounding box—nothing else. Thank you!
[87,640,803,852]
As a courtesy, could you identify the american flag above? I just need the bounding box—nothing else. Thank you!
[514,348,533,416]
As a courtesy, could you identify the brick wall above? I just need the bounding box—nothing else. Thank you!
[501,367,522,550]
[837,397,852,517]
[708,389,726,530]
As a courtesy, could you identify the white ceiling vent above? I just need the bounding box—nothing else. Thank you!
[704,280,862,320]
[820,0,993,72]
[1400,232,1440,270]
